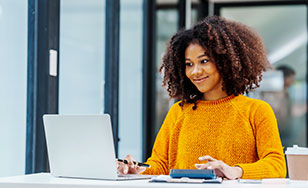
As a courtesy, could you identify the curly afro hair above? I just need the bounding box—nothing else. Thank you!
[159,16,270,109]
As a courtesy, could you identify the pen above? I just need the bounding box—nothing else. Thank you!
[117,159,150,168]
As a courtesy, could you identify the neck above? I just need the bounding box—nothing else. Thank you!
[203,91,228,101]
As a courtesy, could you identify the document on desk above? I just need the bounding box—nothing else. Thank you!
[149,175,222,184]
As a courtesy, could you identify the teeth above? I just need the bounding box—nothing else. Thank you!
[195,77,207,81]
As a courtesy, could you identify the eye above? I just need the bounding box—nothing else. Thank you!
[185,62,193,67]
[201,59,209,64]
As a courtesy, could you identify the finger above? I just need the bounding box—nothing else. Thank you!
[117,163,125,174]
[196,161,221,170]
[199,155,216,161]
[124,159,135,168]
[195,163,216,170]
[115,159,119,168]
[125,154,135,168]
[201,161,215,170]
[116,160,124,168]
[123,164,129,174]
[206,161,232,179]
[116,159,123,172]
[136,166,146,174]
[195,163,206,169]
[196,162,226,179]
[214,169,225,178]
[125,154,135,162]
[205,161,223,170]
[117,164,121,172]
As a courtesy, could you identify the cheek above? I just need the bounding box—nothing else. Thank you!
[206,64,218,74]
[185,68,191,78]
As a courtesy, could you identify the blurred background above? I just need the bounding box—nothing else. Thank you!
[0,0,307,177]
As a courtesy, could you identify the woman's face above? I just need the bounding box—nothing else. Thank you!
[185,43,226,100]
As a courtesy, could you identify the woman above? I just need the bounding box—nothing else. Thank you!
[117,16,286,180]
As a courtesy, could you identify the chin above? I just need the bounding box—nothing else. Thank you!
[196,87,208,93]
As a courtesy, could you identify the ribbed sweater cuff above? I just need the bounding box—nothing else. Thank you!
[236,163,265,180]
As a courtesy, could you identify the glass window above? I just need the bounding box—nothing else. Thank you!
[191,6,198,24]
[155,6,179,137]
[221,5,307,147]
[0,0,27,177]
[59,0,105,115]
[118,0,143,161]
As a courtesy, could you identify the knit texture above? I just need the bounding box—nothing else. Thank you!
[142,95,286,179]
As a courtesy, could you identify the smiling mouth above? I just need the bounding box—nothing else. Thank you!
[193,76,209,83]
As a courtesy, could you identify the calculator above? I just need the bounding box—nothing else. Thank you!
[169,169,216,179]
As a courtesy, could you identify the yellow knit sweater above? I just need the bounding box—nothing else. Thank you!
[143,95,286,179]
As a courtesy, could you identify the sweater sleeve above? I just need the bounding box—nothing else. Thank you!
[236,101,287,179]
[142,103,181,175]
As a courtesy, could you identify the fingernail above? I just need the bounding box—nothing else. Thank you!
[140,167,146,172]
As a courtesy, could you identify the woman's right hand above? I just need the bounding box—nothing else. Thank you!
[116,154,146,174]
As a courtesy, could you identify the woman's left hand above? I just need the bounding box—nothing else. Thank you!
[195,155,243,180]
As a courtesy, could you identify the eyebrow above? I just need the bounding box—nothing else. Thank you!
[198,54,209,58]
[185,53,209,61]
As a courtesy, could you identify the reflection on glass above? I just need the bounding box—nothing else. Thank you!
[191,7,198,24]
[153,1,213,144]
[59,0,105,114]
[222,5,307,147]
[118,0,143,161]
[155,9,179,138]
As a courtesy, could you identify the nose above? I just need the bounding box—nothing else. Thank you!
[191,64,202,76]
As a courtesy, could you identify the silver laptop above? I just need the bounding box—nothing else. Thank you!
[43,114,152,180]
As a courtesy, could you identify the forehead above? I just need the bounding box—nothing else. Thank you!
[185,43,208,57]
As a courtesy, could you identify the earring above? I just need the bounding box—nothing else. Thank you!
[190,94,196,99]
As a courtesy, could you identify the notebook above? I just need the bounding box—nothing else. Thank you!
[43,114,152,180]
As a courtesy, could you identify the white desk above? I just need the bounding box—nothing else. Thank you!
[0,173,308,188]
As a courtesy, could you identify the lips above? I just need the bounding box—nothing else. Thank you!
[193,76,209,84]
